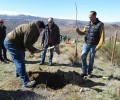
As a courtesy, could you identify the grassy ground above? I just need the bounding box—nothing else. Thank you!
[0,42,120,100]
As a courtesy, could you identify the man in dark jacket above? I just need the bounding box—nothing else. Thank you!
[0,19,9,62]
[76,11,105,78]
[4,21,45,88]
[40,17,60,66]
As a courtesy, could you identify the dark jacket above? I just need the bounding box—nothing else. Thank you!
[85,18,103,45]
[6,22,40,52]
[41,23,60,47]
[0,25,6,44]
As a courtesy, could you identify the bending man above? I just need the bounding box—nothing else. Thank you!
[4,21,45,87]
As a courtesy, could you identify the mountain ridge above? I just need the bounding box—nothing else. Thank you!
[0,14,120,38]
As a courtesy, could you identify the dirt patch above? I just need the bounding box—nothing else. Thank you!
[28,70,84,90]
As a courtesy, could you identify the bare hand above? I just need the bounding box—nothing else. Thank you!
[75,27,80,34]
[34,49,41,53]
[95,47,101,52]
[55,45,58,48]
[29,54,34,58]
[29,52,34,58]
[31,49,41,54]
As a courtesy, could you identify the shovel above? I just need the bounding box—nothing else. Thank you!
[42,45,60,55]
[29,45,60,58]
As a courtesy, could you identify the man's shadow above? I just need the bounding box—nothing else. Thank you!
[47,62,82,68]
[25,60,40,64]
[0,90,45,100]
[28,70,106,92]
[108,74,120,81]
[25,60,82,68]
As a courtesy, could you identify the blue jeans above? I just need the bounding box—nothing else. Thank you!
[81,43,96,74]
[40,44,54,63]
[4,39,29,85]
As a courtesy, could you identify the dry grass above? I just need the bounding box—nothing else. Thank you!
[0,41,120,100]
[68,48,81,66]
[99,39,120,66]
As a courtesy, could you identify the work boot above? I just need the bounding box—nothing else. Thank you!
[0,58,7,63]
[39,61,44,65]
[16,73,19,77]
[23,80,36,88]
[88,74,94,78]
[49,62,52,66]
[4,58,11,62]
[80,73,87,78]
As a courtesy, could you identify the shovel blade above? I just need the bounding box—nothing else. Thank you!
[55,45,60,55]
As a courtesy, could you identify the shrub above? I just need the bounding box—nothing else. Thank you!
[100,39,120,66]
[68,49,82,66]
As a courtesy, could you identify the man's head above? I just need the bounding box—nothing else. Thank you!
[36,21,45,33]
[48,17,54,28]
[89,11,97,22]
[0,19,4,26]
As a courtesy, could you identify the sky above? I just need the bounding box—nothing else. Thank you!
[0,0,120,22]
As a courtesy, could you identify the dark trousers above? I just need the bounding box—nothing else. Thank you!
[0,42,7,60]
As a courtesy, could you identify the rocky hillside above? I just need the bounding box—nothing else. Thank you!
[1,14,120,38]
[0,14,86,33]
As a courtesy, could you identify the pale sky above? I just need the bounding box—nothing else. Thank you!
[0,0,120,22]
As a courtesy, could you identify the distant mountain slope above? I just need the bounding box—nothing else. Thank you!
[0,14,86,33]
[0,14,120,38]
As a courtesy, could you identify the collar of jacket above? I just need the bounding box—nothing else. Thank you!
[0,25,6,29]
[89,18,100,25]
[46,23,55,29]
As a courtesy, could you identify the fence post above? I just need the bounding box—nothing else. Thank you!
[111,30,118,65]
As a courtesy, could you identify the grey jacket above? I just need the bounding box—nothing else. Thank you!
[41,23,60,47]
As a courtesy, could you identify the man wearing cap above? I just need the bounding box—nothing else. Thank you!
[4,21,45,88]
[40,17,60,66]
[0,19,9,62]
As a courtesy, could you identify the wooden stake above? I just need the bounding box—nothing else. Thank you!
[111,30,118,65]
[118,87,120,99]
[74,2,79,59]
